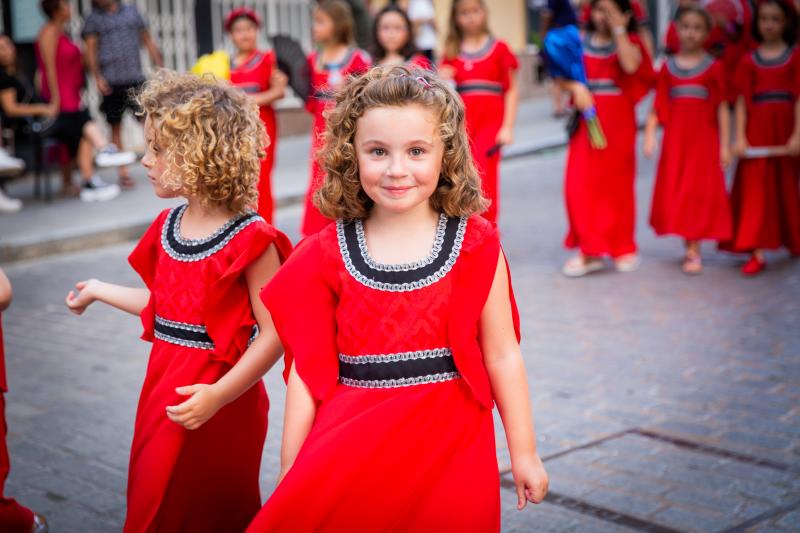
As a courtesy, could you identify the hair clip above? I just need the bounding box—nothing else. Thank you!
[415,76,433,90]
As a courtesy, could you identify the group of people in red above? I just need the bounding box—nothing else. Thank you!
[562,0,800,277]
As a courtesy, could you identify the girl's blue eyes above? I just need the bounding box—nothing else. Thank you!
[369,148,426,156]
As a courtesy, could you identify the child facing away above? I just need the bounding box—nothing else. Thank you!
[301,0,372,237]
[371,4,433,70]
[440,0,520,225]
[246,66,548,532]
[0,268,47,533]
[644,6,733,274]
[65,71,292,532]
[722,0,800,274]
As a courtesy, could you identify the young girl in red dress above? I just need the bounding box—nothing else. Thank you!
[724,0,800,274]
[226,7,288,224]
[0,268,47,533]
[561,0,654,277]
[440,0,519,224]
[302,0,371,237]
[372,4,433,70]
[247,67,548,532]
[65,72,292,532]
[644,7,733,274]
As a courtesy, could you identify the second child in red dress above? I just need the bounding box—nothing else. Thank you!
[724,0,800,275]
[247,67,548,532]
[65,72,292,532]
[440,0,520,224]
[226,7,288,224]
[644,7,733,274]
[372,4,433,70]
[302,0,371,237]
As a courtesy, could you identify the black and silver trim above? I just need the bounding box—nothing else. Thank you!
[669,85,710,100]
[161,204,263,262]
[753,47,794,68]
[337,215,467,292]
[338,348,460,388]
[587,78,621,95]
[666,55,714,78]
[154,315,259,350]
[753,90,793,104]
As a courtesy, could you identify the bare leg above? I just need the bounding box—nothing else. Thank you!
[76,137,95,184]
[111,122,133,185]
[81,121,108,151]
[683,240,702,274]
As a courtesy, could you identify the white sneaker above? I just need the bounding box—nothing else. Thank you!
[80,176,121,202]
[95,144,137,168]
[562,255,604,277]
[0,188,22,213]
[614,254,641,273]
[0,147,25,177]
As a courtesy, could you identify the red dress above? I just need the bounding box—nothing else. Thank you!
[722,47,800,254]
[230,49,280,223]
[0,318,35,533]
[650,55,732,241]
[441,38,519,224]
[564,35,654,258]
[248,215,521,532]
[301,48,371,237]
[125,205,292,532]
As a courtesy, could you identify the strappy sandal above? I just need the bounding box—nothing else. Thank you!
[682,251,703,275]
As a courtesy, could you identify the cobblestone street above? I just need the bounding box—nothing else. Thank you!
[1,149,798,532]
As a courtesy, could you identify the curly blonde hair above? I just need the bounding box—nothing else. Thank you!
[315,65,487,220]
[136,69,266,214]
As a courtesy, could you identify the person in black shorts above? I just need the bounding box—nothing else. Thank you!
[83,0,163,187]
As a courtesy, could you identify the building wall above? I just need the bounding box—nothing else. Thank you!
[431,0,527,52]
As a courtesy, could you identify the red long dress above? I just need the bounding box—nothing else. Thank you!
[441,38,519,224]
[650,55,732,241]
[301,48,371,237]
[0,318,35,533]
[248,214,520,532]
[722,47,800,254]
[125,205,292,533]
[564,35,654,258]
[230,49,280,223]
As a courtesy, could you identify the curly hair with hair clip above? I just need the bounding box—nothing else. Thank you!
[315,65,487,220]
[136,70,267,214]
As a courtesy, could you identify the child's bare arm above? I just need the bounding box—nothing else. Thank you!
[718,102,732,167]
[480,252,548,509]
[65,279,149,316]
[497,70,519,146]
[0,267,12,312]
[166,244,285,430]
[643,109,659,159]
[733,96,748,155]
[279,362,317,482]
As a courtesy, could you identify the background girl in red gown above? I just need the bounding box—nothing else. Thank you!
[226,7,288,224]
[371,4,433,70]
[560,0,654,277]
[65,72,291,532]
[0,268,47,533]
[724,0,800,275]
[644,7,733,274]
[302,0,371,237]
[440,0,519,225]
[247,67,548,532]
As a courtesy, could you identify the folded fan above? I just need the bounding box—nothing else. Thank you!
[270,34,311,102]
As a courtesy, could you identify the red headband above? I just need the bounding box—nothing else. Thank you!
[224,7,262,32]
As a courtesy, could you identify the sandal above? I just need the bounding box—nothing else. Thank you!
[682,251,703,275]
[562,255,604,277]
[614,253,641,273]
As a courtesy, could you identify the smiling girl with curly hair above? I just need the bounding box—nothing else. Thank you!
[247,66,548,532]
[65,70,292,532]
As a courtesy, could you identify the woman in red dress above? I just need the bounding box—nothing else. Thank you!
[302,0,371,237]
[371,4,433,70]
[561,0,654,277]
[644,7,733,274]
[724,0,800,274]
[226,7,288,224]
[440,0,519,225]
[248,68,548,532]
[65,72,292,532]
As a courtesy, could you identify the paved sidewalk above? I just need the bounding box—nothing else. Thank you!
[0,96,570,263]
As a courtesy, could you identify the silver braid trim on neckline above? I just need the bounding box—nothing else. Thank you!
[355,214,448,272]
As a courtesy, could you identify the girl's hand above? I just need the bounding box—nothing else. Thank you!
[720,145,732,168]
[166,384,225,430]
[598,0,631,33]
[732,137,748,157]
[786,134,800,156]
[570,82,594,113]
[65,279,98,315]
[271,69,289,89]
[496,126,514,147]
[643,131,657,159]
[512,453,549,510]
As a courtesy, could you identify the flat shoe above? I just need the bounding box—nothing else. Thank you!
[614,254,641,273]
[562,256,604,277]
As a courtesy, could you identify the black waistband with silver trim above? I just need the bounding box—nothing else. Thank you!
[587,79,621,95]
[669,85,709,100]
[753,91,793,104]
[456,80,503,95]
[154,315,258,350]
[338,348,460,388]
